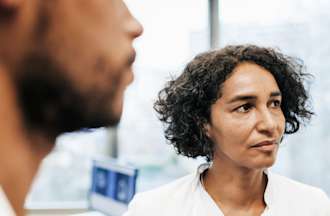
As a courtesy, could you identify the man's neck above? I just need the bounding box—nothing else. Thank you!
[203,156,267,215]
[0,68,54,216]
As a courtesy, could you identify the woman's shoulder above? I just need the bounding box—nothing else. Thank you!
[268,172,330,210]
[270,172,327,196]
[134,172,197,201]
[123,173,198,216]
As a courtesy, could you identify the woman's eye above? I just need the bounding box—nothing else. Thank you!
[236,104,252,113]
[270,100,281,108]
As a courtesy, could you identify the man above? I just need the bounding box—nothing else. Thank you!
[0,0,143,215]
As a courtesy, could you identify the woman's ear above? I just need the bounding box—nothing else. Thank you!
[203,123,212,138]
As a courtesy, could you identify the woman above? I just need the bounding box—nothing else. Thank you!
[123,45,330,215]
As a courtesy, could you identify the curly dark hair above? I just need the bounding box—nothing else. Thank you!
[154,45,313,162]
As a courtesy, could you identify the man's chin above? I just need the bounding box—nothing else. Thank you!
[59,114,121,134]
[107,96,124,126]
[103,113,122,127]
[82,104,123,130]
[51,93,124,134]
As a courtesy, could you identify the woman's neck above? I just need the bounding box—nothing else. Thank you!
[203,156,267,215]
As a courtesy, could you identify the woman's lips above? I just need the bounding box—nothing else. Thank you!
[251,140,277,152]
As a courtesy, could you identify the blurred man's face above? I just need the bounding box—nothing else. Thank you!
[3,0,143,135]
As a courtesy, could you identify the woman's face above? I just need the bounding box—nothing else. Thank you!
[205,62,285,169]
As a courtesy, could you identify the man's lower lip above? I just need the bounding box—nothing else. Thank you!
[251,144,277,151]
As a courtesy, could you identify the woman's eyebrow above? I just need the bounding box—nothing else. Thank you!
[270,91,282,97]
[228,91,282,104]
[228,95,257,104]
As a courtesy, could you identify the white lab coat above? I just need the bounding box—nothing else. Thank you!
[123,164,330,216]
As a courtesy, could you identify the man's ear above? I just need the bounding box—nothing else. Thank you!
[0,0,23,9]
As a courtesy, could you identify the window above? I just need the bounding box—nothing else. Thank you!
[119,0,209,191]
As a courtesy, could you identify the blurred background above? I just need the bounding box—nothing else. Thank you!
[26,0,330,212]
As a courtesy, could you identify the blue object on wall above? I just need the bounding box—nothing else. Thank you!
[89,158,138,216]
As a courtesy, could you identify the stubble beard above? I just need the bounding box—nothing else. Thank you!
[14,52,121,139]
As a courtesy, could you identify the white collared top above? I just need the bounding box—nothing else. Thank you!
[123,164,330,216]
